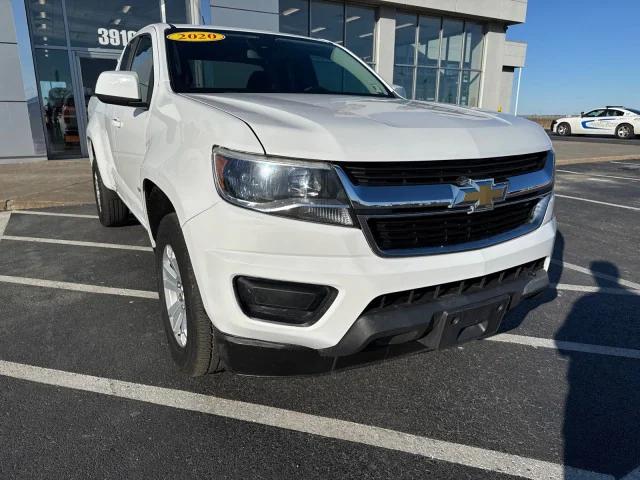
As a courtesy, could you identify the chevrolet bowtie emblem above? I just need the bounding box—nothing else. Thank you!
[453,178,508,212]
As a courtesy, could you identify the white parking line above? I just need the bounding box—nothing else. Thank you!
[0,359,613,480]
[1,235,152,252]
[554,283,640,296]
[555,194,640,211]
[487,334,640,360]
[611,161,640,168]
[11,210,99,219]
[557,169,640,182]
[0,275,159,299]
[554,259,640,290]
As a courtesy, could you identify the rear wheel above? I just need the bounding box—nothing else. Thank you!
[615,123,634,139]
[556,122,571,136]
[92,161,129,226]
[156,213,223,376]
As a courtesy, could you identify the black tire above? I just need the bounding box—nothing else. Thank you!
[556,122,571,136]
[155,213,222,376]
[615,123,634,139]
[92,161,129,227]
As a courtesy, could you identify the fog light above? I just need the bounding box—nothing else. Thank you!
[234,276,337,326]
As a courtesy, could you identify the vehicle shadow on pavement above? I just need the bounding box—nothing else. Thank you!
[557,261,640,478]
[502,231,640,477]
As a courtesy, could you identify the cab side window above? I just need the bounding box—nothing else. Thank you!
[606,109,623,117]
[127,35,155,105]
[119,39,137,71]
[585,110,605,117]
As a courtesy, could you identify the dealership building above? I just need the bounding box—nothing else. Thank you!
[2,0,527,162]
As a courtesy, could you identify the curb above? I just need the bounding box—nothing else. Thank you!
[1,199,94,212]
[556,155,640,166]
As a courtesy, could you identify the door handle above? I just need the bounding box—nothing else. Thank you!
[112,118,123,128]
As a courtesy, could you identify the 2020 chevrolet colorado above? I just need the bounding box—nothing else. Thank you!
[87,24,556,376]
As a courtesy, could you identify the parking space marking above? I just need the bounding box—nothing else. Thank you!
[0,212,10,238]
[488,334,640,360]
[611,161,640,169]
[555,195,640,211]
[557,169,640,182]
[554,283,640,296]
[1,235,153,252]
[0,359,613,480]
[0,275,159,299]
[10,210,99,219]
[554,260,640,290]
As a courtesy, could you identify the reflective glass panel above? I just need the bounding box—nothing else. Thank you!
[441,19,464,69]
[65,0,161,48]
[417,16,440,67]
[165,0,189,23]
[394,12,417,65]
[310,0,344,44]
[279,0,309,36]
[34,49,80,157]
[438,68,460,104]
[464,22,484,70]
[345,4,376,64]
[26,0,66,46]
[415,68,437,101]
[392,65,414,99]
[460,70,481,107]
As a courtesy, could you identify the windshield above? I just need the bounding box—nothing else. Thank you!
[165,29,392,97]
[626,108,640,115]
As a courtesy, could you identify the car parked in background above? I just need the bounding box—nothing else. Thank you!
[552,106,640,139]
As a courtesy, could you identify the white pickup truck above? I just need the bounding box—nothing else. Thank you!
[87,24,556,376]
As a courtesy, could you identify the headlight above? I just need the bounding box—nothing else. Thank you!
[213,147,354,226]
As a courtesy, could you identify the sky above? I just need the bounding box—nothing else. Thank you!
[507,1,640,116]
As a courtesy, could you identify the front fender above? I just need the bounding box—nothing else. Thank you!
[86,98,117,190]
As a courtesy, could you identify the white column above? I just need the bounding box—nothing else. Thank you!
[478,23,506,111]
[374,5,396,85]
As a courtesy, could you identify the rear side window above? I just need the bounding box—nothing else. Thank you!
[128,35,154,104]
[606,109,623,117]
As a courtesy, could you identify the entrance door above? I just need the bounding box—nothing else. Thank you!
[72,52,119,156]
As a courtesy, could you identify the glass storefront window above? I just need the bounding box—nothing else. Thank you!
[165,0,189,24]
[392,65,413,99]
[393,12,416,66]
[26,0,66,47]
[65,0,161,48]
[345,4,375,65]
[460,70,481,107]
[417,16,440,67]
[310,0,343,44]
[441,19,464,69]
[394,13,484,107]
[34,49,80,157]
[464,22,484,70]
[438,69,460,104]
[415,68,437,101]
[280,0,309,36]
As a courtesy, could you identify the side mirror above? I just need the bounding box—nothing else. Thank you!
[95,71,143,107]
[580,111,585,117]
[392,84,408,98]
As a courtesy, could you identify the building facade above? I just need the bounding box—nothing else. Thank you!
[2,0,527,162]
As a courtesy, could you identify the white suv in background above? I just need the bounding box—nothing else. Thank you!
[552,106,640,139]
[87,24,556,376]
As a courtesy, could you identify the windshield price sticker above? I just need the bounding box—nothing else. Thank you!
[167,32,226,42]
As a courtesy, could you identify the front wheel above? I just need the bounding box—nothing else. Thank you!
[615,124,634,139]
[156,213,223,376]
[556,122,571,137]
[92,161,129,227]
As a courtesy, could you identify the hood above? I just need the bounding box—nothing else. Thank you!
[184,93,552,162]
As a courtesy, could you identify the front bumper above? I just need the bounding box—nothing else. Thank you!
[215,267,548,375]
[182,199,556,360]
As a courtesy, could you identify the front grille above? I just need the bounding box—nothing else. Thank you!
[362,258,546,316]
[367,199,538,252]
[338,151,548,186]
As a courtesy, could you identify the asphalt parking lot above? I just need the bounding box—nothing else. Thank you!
[1,159,639,479]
